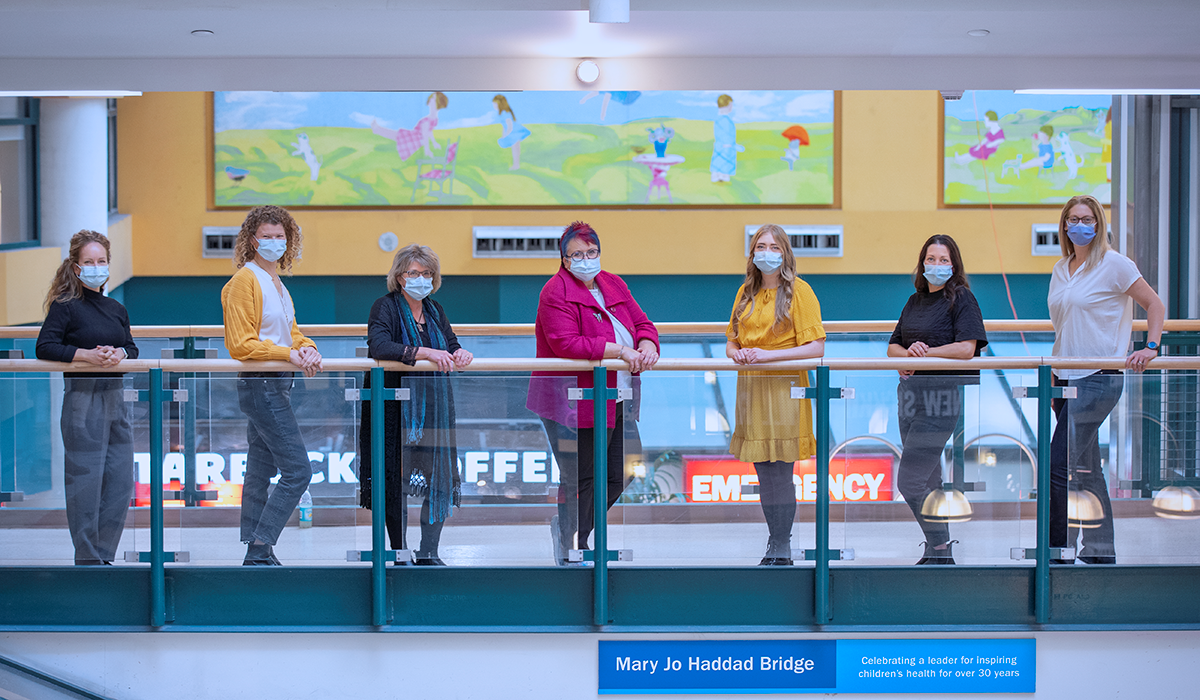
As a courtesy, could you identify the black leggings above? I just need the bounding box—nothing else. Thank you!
[542,412,626,551]
[754,461,797,557]
[385,494,445,557]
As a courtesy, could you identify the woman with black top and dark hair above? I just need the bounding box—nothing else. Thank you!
[359,244,473,565]
[36,230,139,565]
[887,234,988,565]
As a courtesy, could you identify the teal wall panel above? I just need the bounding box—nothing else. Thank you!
[112,273,1053,326]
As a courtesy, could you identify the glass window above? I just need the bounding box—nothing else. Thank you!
[0,97,38,245]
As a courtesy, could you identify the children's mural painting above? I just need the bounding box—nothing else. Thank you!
[944,90,1112,206]
[213,90,835,207]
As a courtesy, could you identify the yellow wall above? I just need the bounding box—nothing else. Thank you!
[119,91,1077,279]
[0,246,64,325]
[107,213,134,290]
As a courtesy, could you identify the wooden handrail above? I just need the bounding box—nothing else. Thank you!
[0,319,1196,340]
[1,355,1198,373]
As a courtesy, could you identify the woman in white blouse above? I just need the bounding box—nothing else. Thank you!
[1046,194,1164,565]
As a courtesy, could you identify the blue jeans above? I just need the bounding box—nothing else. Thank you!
[237,374,312,546]
[1050,372,1124,562]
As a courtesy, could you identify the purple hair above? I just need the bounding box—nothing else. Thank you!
[559,221,601,265]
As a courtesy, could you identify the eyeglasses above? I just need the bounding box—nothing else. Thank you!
[566,249,600,262]
[1067,216,1097,226]
[402,270,434,279]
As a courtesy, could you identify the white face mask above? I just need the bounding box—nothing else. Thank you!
[77,264,109,289]
[256,238,287,262]
[569,257,601,283]
[753,251,783,274]
[403,276,434,301]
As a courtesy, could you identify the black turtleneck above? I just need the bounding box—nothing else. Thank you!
[36,287,139,376]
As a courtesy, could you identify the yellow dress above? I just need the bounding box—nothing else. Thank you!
[725,279,826,463]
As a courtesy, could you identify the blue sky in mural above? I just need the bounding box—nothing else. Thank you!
[214,90,835,132]
[944,90,1111,120]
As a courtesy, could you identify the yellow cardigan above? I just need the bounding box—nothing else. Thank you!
[221,266,316,361]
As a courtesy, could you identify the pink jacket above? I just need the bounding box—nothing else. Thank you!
[526,267,659,429]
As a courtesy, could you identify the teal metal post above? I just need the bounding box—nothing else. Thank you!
[370,367,387,627]
[1035,364,1052,623]
[814,366,831,624]
[149,368,166,627]
[592,365,609,627]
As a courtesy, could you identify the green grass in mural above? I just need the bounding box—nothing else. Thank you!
[214,119,835,206]
[944,109,1110,205]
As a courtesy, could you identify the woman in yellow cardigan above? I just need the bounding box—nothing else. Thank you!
[221,205,322,565]
[725,224,826,566]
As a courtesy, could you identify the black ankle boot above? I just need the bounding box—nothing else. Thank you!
[915,540,957,565]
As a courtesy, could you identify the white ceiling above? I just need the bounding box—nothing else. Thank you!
[1,1,1198,92]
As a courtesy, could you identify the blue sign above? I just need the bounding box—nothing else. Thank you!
[599,638,1035,694]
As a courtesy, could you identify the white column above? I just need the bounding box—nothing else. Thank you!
[38,97,108,256]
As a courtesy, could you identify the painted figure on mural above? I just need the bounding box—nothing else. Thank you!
[954,110,1006,165]
[371,91,448,161]
[710,94,745,183]
[493,95,531,170]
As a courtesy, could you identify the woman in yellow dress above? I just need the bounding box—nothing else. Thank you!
[725,224,826,566]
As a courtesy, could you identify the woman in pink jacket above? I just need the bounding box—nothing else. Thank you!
[527,222,660,565]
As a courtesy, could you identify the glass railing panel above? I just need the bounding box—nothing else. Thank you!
[146,372,362,566]
[837,369,1038,566]
[1068,369,1200,565]
[617,367,830,567]
[0,373,72,564]
[397,372,574,567]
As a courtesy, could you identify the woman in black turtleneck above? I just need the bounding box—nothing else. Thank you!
[36,230,139,565]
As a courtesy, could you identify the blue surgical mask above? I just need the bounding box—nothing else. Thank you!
[1066,222,1097,247]
[77,265,109,289]
[256,238,287,262]
[569,257,601,284]
[403,276,434,301]
[923,264,953,287]
[753,251,783,273]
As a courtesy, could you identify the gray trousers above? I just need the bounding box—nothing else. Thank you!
[62,377,134,564]
[237,374,312,546]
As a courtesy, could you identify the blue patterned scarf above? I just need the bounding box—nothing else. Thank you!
[395,295,456,522]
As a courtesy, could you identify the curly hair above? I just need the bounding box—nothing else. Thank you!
[730,224,796,339]
[232,205,303,274]
[44,230,111,312]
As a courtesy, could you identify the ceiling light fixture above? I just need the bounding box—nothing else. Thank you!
[191,29,214,37]
[967,29,990,37]
[1016,88,1200,95]
[576,60,600,84]
[589,0,629,24]
[0,91,142,98]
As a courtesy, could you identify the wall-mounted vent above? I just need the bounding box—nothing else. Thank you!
[202,226,239,258]
[473,226,564,258]
[743,225,843,258]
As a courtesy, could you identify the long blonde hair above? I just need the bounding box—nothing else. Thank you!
[44,230,111,312]
[232,205,303,274]
[730,224,796,339]
[492,95,515,119]
[1058,195,1110,272]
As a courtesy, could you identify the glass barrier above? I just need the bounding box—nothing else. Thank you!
[615,362,826,567]
[0,373,69,564]
[834,369,1039,566]
[398,372,575,567]
[1063,369,1200,565]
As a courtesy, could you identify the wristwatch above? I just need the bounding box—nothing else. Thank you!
[1146,341,1159,353]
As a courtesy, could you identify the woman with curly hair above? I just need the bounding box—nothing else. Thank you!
[36,230,139,565]
[725,224,826,565]
[221,205,323,565]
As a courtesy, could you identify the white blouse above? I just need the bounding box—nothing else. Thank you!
[244,261,295,350]
[591,286,634,403]
[1047,250,1142,380]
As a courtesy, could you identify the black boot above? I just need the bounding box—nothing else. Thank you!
[915,540,957,565]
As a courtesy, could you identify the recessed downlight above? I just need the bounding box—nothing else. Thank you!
[967,29,991,37]
[576,60,600,84]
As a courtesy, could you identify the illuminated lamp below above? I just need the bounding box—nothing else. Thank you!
[920,488,973,523]
[1152,485,1200,520]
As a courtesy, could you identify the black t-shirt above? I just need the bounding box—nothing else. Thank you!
[36,287,139,378]
[889,287,988,377]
